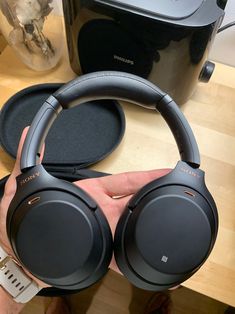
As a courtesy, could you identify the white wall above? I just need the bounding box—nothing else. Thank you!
[210,0,235,67]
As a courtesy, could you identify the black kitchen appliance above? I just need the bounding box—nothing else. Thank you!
[62,0,225,104]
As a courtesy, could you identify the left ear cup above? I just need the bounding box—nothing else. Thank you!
[114,176,217,290]
[7,165,113,290]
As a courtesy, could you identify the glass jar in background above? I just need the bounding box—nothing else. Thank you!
[0,0,63,71]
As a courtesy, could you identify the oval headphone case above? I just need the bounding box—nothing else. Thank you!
[0,83,126,177]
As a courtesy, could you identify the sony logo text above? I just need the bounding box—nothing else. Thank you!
[180,168,200,178]
[20,172,40,186]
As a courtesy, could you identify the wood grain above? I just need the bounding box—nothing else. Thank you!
[21,272,228,314]
[0,41,235,309]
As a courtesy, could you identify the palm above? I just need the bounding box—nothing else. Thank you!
[0,128,170,285]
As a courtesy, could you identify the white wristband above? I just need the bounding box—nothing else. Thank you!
[0,246,42,303]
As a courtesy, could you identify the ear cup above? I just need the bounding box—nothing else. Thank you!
[114,184,217,290]
[7,165,112,290]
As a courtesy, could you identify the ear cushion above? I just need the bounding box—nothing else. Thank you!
[114,183,216,291]
[7,167,113,290]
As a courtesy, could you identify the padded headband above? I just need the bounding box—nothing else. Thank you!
[20,71,200,171]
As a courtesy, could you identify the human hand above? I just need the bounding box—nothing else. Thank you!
[0,128,170,307]
[76,168,170,272]
[0,128,45,313]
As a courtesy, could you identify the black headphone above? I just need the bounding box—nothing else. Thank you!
[7,71,218,291]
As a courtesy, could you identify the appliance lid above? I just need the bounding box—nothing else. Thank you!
[94,0,224,27]
[98,0,205,20]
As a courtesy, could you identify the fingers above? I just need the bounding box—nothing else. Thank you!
[11,127,30,178]
[3,127,30,198]
[10,127,45,178]
[97,169,171,197]
[4,127,45,197]
[0,128,32,253]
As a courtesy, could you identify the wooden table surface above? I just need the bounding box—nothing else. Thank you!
[0,45,235,307]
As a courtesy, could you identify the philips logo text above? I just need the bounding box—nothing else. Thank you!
[113,55,134,65]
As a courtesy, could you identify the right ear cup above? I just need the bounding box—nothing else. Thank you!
[7,165,113,290]
[114,164,218,291]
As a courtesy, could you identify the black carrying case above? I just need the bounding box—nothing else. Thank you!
[0,83,126,177]
[0,83,126,296]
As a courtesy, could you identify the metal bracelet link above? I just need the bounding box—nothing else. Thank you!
[0,255,11,270]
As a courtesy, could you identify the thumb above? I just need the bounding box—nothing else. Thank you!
[4,127,45,204]
[11,127,45,178]
[11,127,30,178]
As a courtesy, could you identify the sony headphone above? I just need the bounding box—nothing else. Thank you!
[6,71,218,292]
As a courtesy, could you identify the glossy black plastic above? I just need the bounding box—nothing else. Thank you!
[62,0,224,103]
